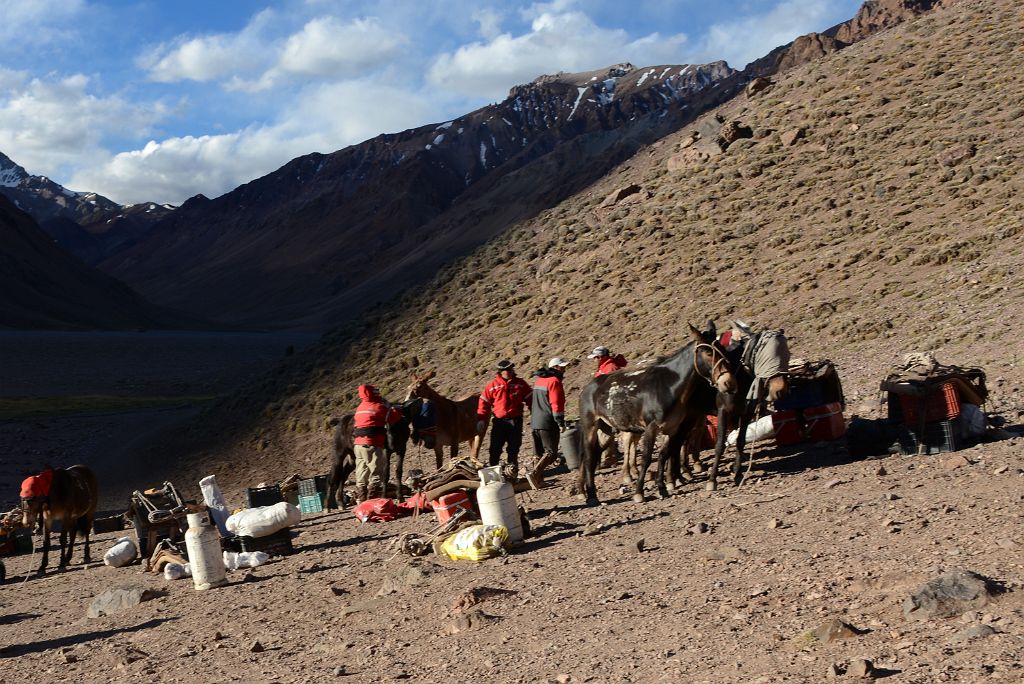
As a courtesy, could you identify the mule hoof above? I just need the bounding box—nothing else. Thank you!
[585,496,601,508]
[704,480,718,492]
[631,493,645,503]
[692,461,705,474]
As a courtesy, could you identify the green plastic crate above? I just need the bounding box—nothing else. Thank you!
[298,494,323,514]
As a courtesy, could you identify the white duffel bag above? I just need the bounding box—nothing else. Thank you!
[225,502,300,538]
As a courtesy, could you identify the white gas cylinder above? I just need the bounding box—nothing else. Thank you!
[184,511,227,590]
[476,466,523,544]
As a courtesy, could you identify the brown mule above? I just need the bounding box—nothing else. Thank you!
[21,465,99,574]
[404,370,484,469]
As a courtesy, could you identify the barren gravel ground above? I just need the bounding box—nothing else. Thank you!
[1,435,1022,684]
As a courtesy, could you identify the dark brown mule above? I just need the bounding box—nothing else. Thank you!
[404,370,484,469]
[578,325,736,505]
[21,465,99,573]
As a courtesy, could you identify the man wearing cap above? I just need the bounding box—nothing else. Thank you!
[352,384,402,503]
[588,346,628,377]
[528,357,569,488]
[477,360,533,474]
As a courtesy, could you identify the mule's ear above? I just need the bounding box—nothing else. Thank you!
[425,369,436,380]
[688,322,703,340]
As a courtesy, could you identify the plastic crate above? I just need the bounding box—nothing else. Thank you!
[774,378,826,411]
[245,484,283,508]
[894,383,960,425]
[238,528,294,556]
[804,402,846,442]
[895,420,960,455]
[298,494,324,514]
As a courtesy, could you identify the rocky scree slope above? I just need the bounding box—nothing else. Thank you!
[154,0,1023,495]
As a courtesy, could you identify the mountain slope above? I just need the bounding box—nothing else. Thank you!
[151,0,1022,492]
[0,195,196,330]
[100,61,741,329]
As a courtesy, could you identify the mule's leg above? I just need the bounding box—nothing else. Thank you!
[394,449,405,503]
[381,450,392,500]
[580,425,601,506]
[37,520,51,574]
[57,525,70,569]
[706,405,729,491]
[64,518,83,567]
[662,428,687,493]
[326,453,343,510]
[733,401,754,487]
[633,425,658,503]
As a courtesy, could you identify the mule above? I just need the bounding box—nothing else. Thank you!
[325,398,419,509]
[705,328,791,490]
[404,370,484,469]
[20,465,99,574]
[578,325,736,505]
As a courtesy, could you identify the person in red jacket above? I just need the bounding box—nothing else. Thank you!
[528,357,569,488]
[588,346,628,377]
[353,384,402,502]
[476,360,532,474]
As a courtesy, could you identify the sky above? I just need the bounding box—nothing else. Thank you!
[0,0,863,206]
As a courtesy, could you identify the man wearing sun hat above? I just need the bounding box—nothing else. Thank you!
[527,356,569,488]
[477,359,533,474]
[588,346,628,377]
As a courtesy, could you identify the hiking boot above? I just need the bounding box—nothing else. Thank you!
[526,454,557,489]
[354,485,368,504]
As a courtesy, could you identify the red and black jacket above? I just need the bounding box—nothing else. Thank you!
[477,374,532,420]
[531,368,565,431]
[353,384,401,447]
[595,354,628,377]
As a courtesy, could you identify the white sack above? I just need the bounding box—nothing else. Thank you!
[225,502,300,538]
[223,550,270,571]
[726,415,776,447]
[102,536,138,568]
[199,474,231,537]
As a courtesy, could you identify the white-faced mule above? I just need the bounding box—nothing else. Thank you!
[578,324,736,505]
[20,465,99,574]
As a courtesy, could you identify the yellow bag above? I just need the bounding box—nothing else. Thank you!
[439,524,509,561]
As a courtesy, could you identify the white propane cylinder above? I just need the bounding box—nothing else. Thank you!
[184,511,228,590]
[476,466,523,544]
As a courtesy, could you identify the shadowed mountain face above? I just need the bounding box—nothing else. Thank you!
[99,61,740,330]
[0,195,195,330]
[0,151,174,267]
[97,2,956,332]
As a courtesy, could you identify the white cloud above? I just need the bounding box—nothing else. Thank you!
[278,16,406,77]
[696,0,836,69]
[143,12,408,93]
[471,8,504,40]
[0,73,165,181]
[427,9,688,100]
[0,0,85,46]
[69,80,440,205]
[139,9,277,83]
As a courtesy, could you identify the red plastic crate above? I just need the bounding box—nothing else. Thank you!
[430,491,473,525]
[771,410,803,446]
[897,382,960,424]
[804,402,845,442]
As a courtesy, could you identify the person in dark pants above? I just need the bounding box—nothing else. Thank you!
[528,357,569,488]
[476,360,532,475]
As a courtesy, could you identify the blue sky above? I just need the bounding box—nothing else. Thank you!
[0,0,862,205]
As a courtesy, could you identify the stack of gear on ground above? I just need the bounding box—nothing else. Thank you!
[881,352,989,454]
